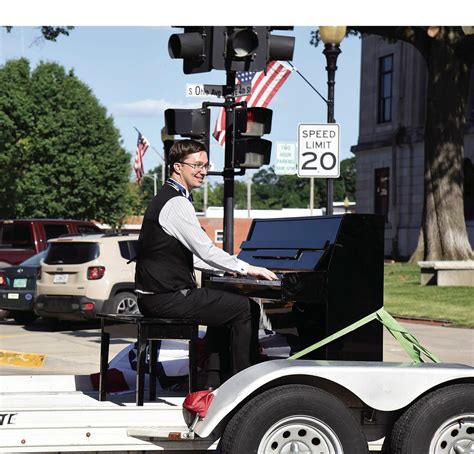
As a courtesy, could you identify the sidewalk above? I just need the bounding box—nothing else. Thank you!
[1,319,473,376]
[383,320,474,365]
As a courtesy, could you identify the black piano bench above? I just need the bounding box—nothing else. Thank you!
[97,313,199,406]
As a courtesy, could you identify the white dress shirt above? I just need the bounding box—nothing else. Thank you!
[159,192,249,276]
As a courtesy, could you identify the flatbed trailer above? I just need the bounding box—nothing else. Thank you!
[1,360,473,453]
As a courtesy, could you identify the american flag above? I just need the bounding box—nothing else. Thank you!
[213,60,292,147]
[133,132,150,183]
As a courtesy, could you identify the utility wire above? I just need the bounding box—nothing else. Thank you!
[286,61,328,105]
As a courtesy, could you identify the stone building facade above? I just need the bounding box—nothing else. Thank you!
[351,35,474,258]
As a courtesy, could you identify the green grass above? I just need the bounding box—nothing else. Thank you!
[384,263,474,328]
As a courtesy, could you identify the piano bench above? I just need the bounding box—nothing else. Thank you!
[97,313,199,406]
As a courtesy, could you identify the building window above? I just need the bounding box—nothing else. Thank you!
[215,230,224,243]
[374,167,390,222]
[378,54,393,123]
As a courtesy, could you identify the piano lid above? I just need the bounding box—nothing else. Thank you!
[237,215,344,270]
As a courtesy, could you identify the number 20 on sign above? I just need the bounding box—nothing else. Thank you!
[297,124,340,178]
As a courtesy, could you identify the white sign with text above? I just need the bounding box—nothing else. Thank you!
[298,123,340,178]
[275,143,297,175]
[186,83,251,98]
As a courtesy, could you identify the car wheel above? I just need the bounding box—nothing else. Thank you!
[109,292,139,315]
[389,383,474,454]
[12,311,38,325]
[219,384,368,454]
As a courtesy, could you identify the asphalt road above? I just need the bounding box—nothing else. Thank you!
[0,316,473,376]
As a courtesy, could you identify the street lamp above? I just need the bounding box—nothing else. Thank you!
[319,26,346,216]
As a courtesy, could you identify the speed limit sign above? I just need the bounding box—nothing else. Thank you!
[297,124,340,178]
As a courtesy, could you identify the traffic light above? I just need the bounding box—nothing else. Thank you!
[164,107,210,151]
[169,26,295,74]
[168,27,213,74]
[212,26,268,72]
[233,107,273,168]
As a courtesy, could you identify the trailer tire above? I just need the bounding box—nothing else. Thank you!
[219,384,368,454]
[389,383,474,454]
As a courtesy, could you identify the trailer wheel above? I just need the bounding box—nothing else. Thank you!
[389,383,474,454]
[219,384,368,454]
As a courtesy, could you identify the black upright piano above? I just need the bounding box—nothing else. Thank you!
[206,214,385,361]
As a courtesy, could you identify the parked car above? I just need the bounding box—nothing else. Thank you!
[0,219,102,268]
[35,233,139,321]
[0,250,48,324]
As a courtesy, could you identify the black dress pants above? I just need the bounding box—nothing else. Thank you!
[137,287,260,387]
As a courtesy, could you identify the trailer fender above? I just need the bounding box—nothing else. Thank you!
[195,359,474,438]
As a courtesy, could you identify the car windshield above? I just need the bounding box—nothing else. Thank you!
[20,249,49,267]
[45,242,99,265]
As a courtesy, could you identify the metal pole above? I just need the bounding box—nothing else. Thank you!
[203,179,208,214]
[323,42,341,216]
[223,71,236,254]
[161,161,166,187]
[247,179,252,218]
[310,177,314,215]
[153,173,157,196]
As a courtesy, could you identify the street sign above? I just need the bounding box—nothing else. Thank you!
[297,123,340,178]
[186,83,251,98]
[274,142,297,175]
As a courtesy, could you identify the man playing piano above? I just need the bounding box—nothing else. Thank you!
[135,139,277,389]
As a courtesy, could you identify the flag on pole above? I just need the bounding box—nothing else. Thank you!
[212,60,292,147]
[134,132,150,183]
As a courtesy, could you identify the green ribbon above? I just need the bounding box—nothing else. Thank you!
[288,307,441,364]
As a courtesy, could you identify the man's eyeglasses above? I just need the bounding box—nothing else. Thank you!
[179,161,212,171]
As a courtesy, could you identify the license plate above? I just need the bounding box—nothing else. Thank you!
[53,274,69,284]
[13,278,27,289]
[7,293,19,299]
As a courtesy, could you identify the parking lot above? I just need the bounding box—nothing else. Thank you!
[1,317,473,377]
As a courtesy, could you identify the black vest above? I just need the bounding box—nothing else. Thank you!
[135,184,197,294]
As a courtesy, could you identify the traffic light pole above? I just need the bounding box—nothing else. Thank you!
[223,71,236,254]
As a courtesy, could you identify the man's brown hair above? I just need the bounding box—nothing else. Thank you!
[168,140,207,168]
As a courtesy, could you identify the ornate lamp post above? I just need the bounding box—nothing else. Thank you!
[319,26,346,215]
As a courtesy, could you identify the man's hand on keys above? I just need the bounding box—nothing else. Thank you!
[247,265,279,280]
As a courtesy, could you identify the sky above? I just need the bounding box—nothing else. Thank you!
[0,26,361,182]
[1,0,462,183]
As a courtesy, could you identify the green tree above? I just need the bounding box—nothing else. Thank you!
[0,59,131,227]
[335,156,356,201]
[249,159,355,210]
[312,27,473,260]
[4,26,74,42]
[137,165,164,212]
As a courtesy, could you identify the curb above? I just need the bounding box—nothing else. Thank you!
[0,349,46,368]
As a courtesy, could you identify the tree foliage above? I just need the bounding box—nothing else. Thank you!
[4,26,74,42]
[312,27,473,260]
[190,157,355,212]
[0,59,131,227]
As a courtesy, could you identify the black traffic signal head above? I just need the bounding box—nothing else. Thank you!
[168,27,213,74]
[169,26,295,74]
[164,107,211,154]
[212,26,268,72]
[234,107,273,168]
